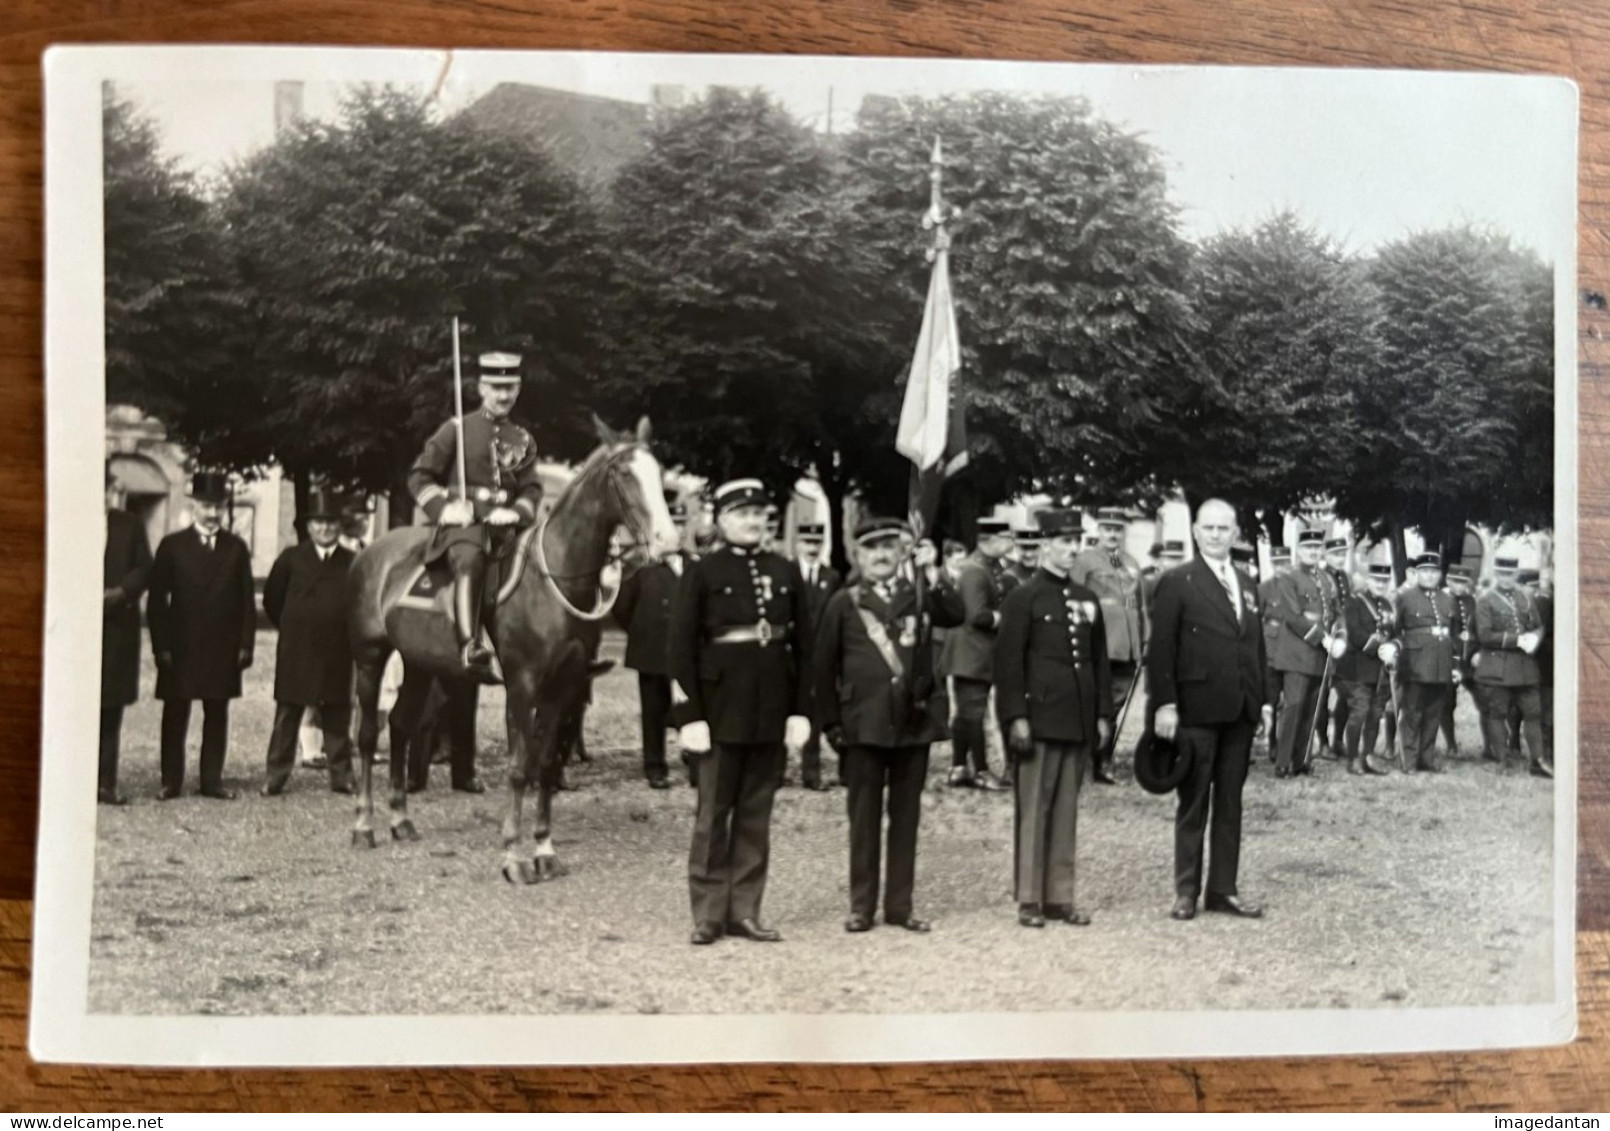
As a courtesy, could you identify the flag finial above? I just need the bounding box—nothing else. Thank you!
[922,136,955,258]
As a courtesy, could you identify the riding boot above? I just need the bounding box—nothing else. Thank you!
[452,571,497,684]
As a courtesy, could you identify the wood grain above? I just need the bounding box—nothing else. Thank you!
[3,0,1607,1110]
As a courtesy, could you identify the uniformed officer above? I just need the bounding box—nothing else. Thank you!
[261,487,358,797]
[1004,524,1040,592]
[995,508,1114,927]
[1473,556,1548,777]
[1522,569,1554,771]
[1231,542,1259,584]
[1259,545,1293,745]
[1071,507,1145,785]
[1145,540,1188,617]
[1267,528,1344,777]
[814,518,961,934]
[406,351,543,683]
[671,478,812,945]
[792,521,842,790]
[1336,563,1398,776]
[1317,537,1355,758]
[147,472,256,800]
[1396,551,1459,774]
[940,516,1014,790]
[615,498,689,790]
[1443,564,1481,759]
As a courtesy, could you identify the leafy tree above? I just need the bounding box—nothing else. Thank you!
[221,86,615,520]
[103,87,267,471]
[840,92,1199,521]
[1336,227,1553,562]
[1163,212,1381,540]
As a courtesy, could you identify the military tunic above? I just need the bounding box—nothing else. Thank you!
[994,568,1114,908]
[1318,566,1355,750]
[669,544,811,929]
[1268,565,1342,774]
[941,549,1007,779]
[1396,585,1458,771]
[1337,590,1397,764]
[406,407,543,562]
[1473,586,1545,768]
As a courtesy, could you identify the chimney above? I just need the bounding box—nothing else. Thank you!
[274,81,305,137]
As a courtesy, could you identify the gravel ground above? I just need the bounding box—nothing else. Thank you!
[87,629,1556,1015]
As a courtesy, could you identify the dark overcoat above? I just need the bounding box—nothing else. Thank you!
[1267,566,1341,676]
[1337,591,1397,685]
[668,545,811,745]
[940,551,1003,682]
[148,526,256,702]
[1473,587,1543,688]
[102,508,152,706]
[994,568,1115,744]
[813,576,963,748]
[615,558,680,676]
[1396,585,1458,685]
[1146,558,1266,727]
[263,541,355,707]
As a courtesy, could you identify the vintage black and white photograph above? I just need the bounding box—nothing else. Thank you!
[36,47,1576,1064]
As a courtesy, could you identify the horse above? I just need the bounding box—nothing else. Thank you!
[345,415,680,882]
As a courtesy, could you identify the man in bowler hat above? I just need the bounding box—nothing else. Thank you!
[994,508,1114,928]
[101,465,152,805]
[147,471,256,800]
[261,486,358,796]
[1148,499,1270,921]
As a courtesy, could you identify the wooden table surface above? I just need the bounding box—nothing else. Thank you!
[3,0,1607,1111]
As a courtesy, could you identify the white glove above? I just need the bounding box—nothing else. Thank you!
[914,542,938,569]
[1327,636,1348,660]
[486,506,521,527]
[678,721,711,754]
[1518,631,1542,655]
[1377,641,1400,668]
[785,715,812,752]
[670,680,689,706]
[439,499,474,527]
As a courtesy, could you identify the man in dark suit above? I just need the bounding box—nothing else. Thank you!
[792,521,842,790]
[261,487,357,796]
[1473,555,1548,776]
[995,508,1114,928]
[1267,528,1344,777]
[1148,498,1270,922]
[814,518,961,933]
[146,471,256,800]
[940,517,1013,790]
[101,466,152,806]
[671,478,813,946]
[616,499,688,790]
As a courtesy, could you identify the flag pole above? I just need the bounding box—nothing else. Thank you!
[451,316,468,506]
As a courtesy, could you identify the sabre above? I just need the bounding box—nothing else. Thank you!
[1301,639,1338,774]
[1111,643,1148,747]
[451,316,468,507]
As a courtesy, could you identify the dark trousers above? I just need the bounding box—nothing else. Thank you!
[1273,670,1322,773]
[99,705,124,793]
[637,672,671,779]
[1013,739,1089,906]
[1541,685,1554,762]
[843,743,929,921]
[1174,718,1255,900]
[1400,681,1451,770]
[688,741,786,927]
[1481,683,1544,768]
[1097,661,1139,773]
[1339,678,1388,762]
[160,698,230,794]
[266,701,353,789]
[1321,681,1350,751]
[951,677,992,774]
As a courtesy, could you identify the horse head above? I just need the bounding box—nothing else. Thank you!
[589,414,680,568]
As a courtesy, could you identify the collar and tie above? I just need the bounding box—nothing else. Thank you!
[199,530,215,551]
[1210,558,1239,608]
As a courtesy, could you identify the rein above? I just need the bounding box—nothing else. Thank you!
[525,447,652,622]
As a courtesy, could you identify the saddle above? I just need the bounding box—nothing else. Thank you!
[395,526,535,619]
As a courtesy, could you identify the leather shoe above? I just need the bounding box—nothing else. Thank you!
[1530,759,1554,779]
[260,781,286,797]
[802,774,829,792]
[1363,756,1388,776]
[726,917,782,942]
[647,774,671,791]
[1018,903,1046,928]
[1091,767,1117,785]
[452,777,487,794]
[97,787,128,806]
[844,913,874,933]
[946,766,975,788]
[1045,904,1092,926]
[885,915,931,933]
[1171,896,1197,921]
[690,921,722,946]
[974,770,1008,792]
[158,786,181,801]
[200,787,238,801]
[1204,893,1263,919]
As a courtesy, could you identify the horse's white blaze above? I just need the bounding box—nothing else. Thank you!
[628,448,681,559]
[534,836,557,858]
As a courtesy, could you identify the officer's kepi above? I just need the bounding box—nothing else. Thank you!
[478,352,523,385]
[713,478,769,515]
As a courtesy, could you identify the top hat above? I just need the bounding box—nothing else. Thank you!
[478,351,523,385]
[187,471,231,505]
[1034,508,1083,538]
[853,516,911,547]
[1134,727,1192,795]
[713,478,768,515]
[305,487,344,521]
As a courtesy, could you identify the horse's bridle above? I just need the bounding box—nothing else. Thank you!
[527,444,655,622]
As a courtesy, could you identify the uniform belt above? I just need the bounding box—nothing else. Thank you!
[1406,626,1450,639]
[710,622,789,645]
